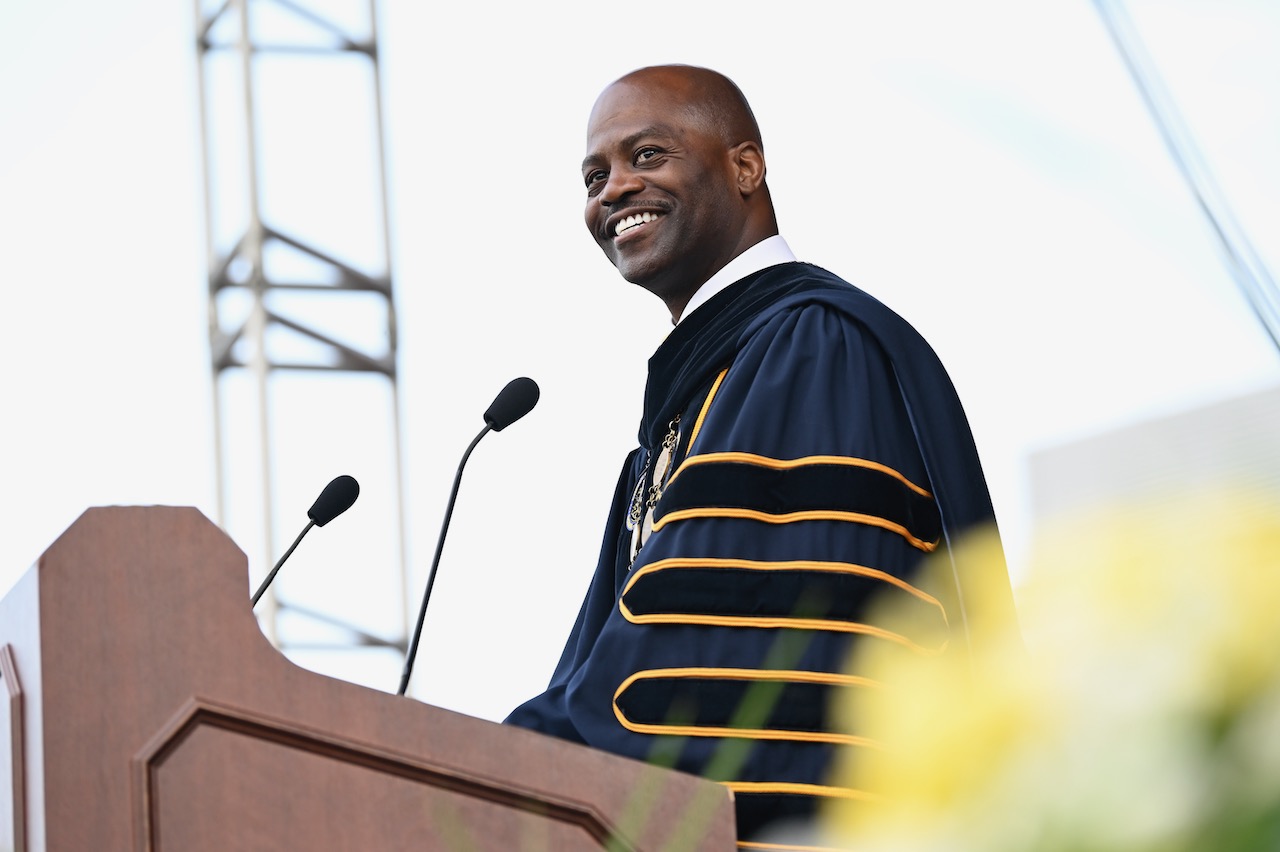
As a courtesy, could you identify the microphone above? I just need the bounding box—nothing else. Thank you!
[397,377,540,696]
[251,474,360,608]
[483,376,540,431]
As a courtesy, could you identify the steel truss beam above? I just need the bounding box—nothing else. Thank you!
[193,0,408,675]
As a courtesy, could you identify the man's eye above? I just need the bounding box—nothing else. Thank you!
[585,169,607,188]
[634,147,660,165]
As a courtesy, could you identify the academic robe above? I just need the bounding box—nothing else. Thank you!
[505,261,1016,841]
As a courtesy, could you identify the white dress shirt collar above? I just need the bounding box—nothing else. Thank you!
[677,235,798,324]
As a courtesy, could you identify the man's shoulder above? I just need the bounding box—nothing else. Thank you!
[748,262,923,341]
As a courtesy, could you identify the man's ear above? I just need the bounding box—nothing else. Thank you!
[730,141,766,196]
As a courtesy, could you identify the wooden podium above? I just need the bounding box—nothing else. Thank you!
[0,507,736,851]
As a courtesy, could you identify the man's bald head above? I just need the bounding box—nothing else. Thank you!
[605,65,765,155]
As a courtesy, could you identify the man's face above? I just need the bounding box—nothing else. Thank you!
[581,78,744,309]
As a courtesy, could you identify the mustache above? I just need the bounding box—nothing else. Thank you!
[611,200,673,216]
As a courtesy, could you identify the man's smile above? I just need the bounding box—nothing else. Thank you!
[613,211,663,238]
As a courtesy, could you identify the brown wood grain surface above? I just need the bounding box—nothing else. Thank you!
[0,506,736,851]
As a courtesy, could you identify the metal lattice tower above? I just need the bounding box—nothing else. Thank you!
[193,0,408,683]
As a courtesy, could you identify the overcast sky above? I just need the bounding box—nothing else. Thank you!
[2,0,1277,723]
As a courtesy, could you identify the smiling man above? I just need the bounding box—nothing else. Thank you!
[579,66,776,322]
[506,65,1019,846]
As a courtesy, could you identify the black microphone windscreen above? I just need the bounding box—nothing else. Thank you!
[483,377,540,431]
[308,475,360,526]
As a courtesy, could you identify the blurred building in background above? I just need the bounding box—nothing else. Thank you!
[1029,381,1280,525]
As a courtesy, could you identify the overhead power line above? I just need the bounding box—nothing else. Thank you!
[1093,0,1280,355]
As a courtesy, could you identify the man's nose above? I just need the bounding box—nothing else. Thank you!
[600,167,644,205]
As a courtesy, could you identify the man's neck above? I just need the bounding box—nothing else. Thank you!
[673,235,797,325]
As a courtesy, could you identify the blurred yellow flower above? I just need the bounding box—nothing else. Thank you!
[818,487,1280,852]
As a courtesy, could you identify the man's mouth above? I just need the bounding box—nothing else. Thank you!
[614,211,661,237]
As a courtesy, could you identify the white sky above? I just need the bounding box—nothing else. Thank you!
[1,0,1277,724]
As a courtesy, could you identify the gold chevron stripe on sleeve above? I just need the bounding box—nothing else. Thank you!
[611,667,883,746]
[650,506,938,552]
[665,451,933,496]
[622,557,946,620]
[724,781,883,803]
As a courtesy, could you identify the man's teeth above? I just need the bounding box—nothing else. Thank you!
[615,211,659,236]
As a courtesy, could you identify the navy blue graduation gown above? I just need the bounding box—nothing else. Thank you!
[505,262,1014,840]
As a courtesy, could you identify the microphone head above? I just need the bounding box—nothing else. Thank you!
[483,376,540,431]
[308,475,360,526]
